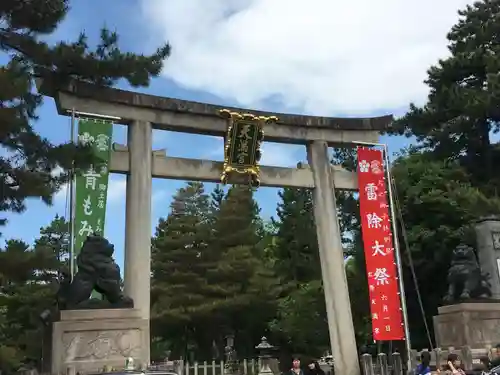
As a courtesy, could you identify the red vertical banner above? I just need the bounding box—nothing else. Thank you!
[357,147,405,341]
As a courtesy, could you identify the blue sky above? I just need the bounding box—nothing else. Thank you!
[0,0,432,270]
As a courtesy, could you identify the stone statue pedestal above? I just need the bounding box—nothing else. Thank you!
[433,302,500,348]
[51,309,149,375]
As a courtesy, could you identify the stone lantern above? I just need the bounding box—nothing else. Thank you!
[255,337,275,375]
[224,334,239,375]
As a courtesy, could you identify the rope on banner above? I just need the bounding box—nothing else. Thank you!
[390,175,434,350]
[383,145,412,362]
[68,108,76,279]
[63,112,73,279]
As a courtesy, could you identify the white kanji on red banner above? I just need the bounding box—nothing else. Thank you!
[359,160,370,173]
[367,213,383,229]
[371,160,383,174]
[373,268,390,285]
[365,183,378,200]
[372,241,386,256]
[357,147,405,341]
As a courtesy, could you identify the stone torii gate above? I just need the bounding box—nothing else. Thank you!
[39,80,392,375]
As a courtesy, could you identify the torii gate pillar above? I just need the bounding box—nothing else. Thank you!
[308,141,360,375]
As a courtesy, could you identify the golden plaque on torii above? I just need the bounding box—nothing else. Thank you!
[219,109,278,187]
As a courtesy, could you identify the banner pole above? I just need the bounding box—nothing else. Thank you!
[382,144,412,372]
[69,108,77,279]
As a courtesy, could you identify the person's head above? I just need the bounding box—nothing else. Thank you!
[308,361,321,371]
[447,354,461,369]
[495,343,500,356]
[292,358,301,369]
[420,351,431,367]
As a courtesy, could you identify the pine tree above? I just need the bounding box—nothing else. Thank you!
[268,188,330,354]
[269,280,329,356]
[331,147,361,249]
[391,151,500,347]
[208,184,226,238]
[390,0,500,191]
[0,235,62,370]
[210,184,225,215]
[271,188,319,286]
[209,185,281,357]
[151,182,212,357]
[0,0,170,229]
[33,215,70,277]
[208,185,261,312]
[344,232,371,344]
[214,185,260,249]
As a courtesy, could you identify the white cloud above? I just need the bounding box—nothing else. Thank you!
[51,166,64,177]
[260,142,300,167]
[140,0,472,115]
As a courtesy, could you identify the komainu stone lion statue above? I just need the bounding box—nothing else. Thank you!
[58,235,133,309]
[443,244,491,304]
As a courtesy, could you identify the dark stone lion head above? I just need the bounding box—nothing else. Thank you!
[75,235,117,277]
[81,235,114,257]
[451,244,476,263]
[444,242,492,304]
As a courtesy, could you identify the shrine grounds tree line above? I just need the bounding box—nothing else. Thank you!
[1,0,500,372]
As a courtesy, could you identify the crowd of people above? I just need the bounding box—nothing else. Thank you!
[286,359,328,375]
[415,344,500,375]
[283,344,500,375]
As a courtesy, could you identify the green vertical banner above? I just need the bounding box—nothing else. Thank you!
[73,118,113,261]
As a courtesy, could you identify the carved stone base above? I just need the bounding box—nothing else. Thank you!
[51,309,149,375]
[433,302,500,348]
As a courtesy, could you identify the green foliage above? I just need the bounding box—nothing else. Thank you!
[256,220,279,261]
[269,280,329,355]
[268,179,372,353]
[392,151,500,346]
[345,235,371,344]
[34,214,70,272]
[0,0,170,229]
[211,186,281,354]
[210,184,226,216]
[151,183,281,360]
[268,187,331,355]
[0,344,23,374]
[389,0,500,191]
[151,182,212,355]
[271,188,319,285]
[0,216,69,372]
[213,185,260,250]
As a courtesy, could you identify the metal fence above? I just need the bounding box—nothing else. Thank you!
[154,359,263,375]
